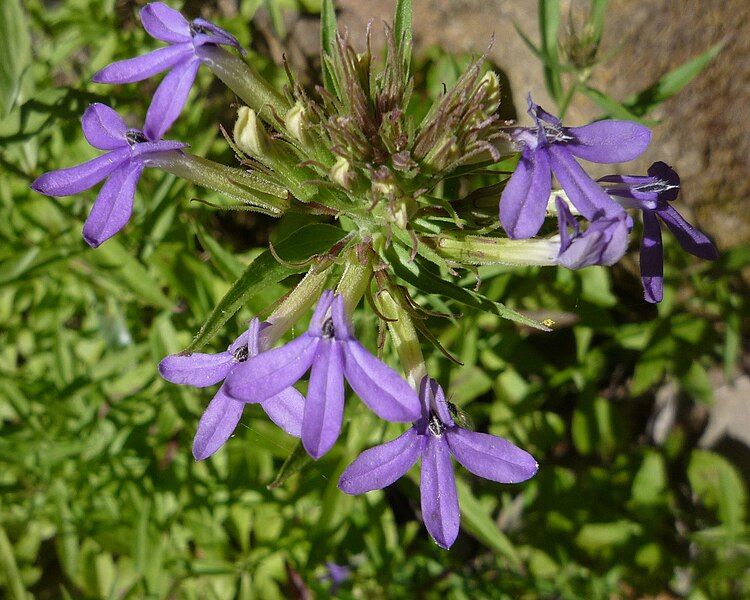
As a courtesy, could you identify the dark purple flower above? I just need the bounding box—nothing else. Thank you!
[600,161,718,303]
[323,562,351,594]
[556,197,630,269]
[92,2,243,140]
[225,290,422,459]
[500,95,651,239]
[30,103,185,247]
[338,377,538,549]
[159,318,303,460]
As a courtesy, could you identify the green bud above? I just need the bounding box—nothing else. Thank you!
[234,106,270,157]
[479,71,501,114]
[330,156,356,190]
[434,233,559,267]
[284,101,310,144]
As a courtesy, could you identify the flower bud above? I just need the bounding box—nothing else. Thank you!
[330,156,356,190]
[479,71,501,114]
[234,106,270,156]
[284,101,309,143]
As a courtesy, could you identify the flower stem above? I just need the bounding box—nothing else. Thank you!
[335,247,373,314]
[196,45,288,121]
[374,285,427,389]
[149,151,289,215]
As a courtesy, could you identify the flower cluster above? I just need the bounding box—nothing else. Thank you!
[30,2,718,548]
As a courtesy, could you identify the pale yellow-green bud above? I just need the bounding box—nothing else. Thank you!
[479,71,501,113]
[234,106,270,156]
[330,156,356,190]
[284,101,309,143]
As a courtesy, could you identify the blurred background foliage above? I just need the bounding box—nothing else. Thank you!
[1,0,749,598]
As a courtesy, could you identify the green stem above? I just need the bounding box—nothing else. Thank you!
[197,45,288,121]
[150,152,289,215]
[374,287,427,389]
[335,248,373,314]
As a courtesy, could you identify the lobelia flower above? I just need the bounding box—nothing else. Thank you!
[338,377,538,549]
[31,103,186,247]
[92,2,243,140]
[600,161,718,303]
[556,197,631,269]
[500,95,651,239]
[159,318,304,460]
[225,290,422,459]
[322,562,351,594]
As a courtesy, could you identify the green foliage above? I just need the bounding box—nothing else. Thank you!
[1,1,748,599]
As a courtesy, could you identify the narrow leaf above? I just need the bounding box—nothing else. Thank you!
[385,242,550,331]
[320,0,338,94]
[267,440,311,489]
[0,0,31,116]
[393,0,413,70]
[186,224,346,352]
[456,477,521,567]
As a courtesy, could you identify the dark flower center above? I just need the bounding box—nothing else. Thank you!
[428,412,446,437]
[126,129,148,145]
[633,179,678,196]
[189,22,211,36]
[233,345,249,362]
[322,318,335,338]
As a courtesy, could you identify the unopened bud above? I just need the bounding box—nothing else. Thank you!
[234,106,270,156]
[284,101,309,143]
[479,71,501,114]
[330,156,356,190]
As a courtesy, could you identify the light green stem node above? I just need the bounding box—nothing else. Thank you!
[374,287,426,389]
[149,151,289,215]
[196,45,287,121]
[434,233,560,267]
[335,248,373,314]
[263,267,330,345]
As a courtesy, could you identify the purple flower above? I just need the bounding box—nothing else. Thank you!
[600,161,718,303]
[500,95,651,239]
[159,318,304,460]
[225,290,422,459]
[322,562,351,594]
[338,377,538,549]
[556,197,631,269]
[92,2,243,140]
[31,103,185,247]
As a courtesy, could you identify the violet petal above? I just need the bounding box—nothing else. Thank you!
[338,428,423,494]
[659,205,718,261]
[82,161,144,247]
[31,148,130,196]
[343,340,421,422]
[192,385,244,460]
[260,387,304,438]
[158,350,234,387]
[302,340,345,458]
[92,45,192,84]
[547,144,621,220]
[143,57,200,141]
[225,335,318,403]
[640,210,664,304]
[420,435,460,549]
[446,428,538,483]
[565,120,651,163]
[140,2,191,43]
[81,104,128,150]
[499,147,551,239]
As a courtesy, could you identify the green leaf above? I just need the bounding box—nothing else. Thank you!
[580,85,650,122]
[623,41,725,117]
[0,524,27,600]
[0,0,31,117]
[631,451,667,506]
[320,0,338,94]
[688,449,747,532]
[575,520,642,553]
[267,441,312,489]
[538,0,563,101]
[86,240,173,309]
[455,478,521,567]
[385,242,550,331]
[186,224,346,352]
[393,0,413,70]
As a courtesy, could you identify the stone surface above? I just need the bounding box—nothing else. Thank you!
[279,0,749,249]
